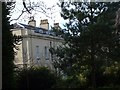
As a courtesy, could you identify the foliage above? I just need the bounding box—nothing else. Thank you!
[50,1,120,88]
[15,67,59,89]
[2,2,16,89]
[2,2,23,89]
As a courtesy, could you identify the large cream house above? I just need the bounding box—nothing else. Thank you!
[12,17,63,69]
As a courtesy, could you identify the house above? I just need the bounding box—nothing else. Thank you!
[11,17,63,69]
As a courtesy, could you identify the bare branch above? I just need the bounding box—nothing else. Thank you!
[22,0,31,14]
[10,8,26,22]
[10,0,58,23]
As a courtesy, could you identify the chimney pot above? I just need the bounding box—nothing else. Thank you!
[28,16,36,27]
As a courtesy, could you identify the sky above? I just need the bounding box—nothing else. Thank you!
[11,0,120,29]
[10,0,67,29]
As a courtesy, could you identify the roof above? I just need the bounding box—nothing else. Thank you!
[13,23,56,36]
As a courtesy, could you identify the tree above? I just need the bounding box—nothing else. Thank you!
[2,1,22,88]
[10,0,57,23]
[2,2,16,88]
[50,1,120,88]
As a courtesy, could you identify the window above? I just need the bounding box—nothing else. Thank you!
[45,46,49,60]
[36,46,40,60]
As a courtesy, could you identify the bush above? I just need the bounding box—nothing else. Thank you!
[16,67,58,89]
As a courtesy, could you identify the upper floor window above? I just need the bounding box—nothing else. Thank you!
[36,46,40,60]
[45,46,49,60]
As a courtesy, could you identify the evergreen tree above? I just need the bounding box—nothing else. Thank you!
[50,1,120,88]
[2,2,16,88]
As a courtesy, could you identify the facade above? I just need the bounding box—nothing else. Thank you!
[12,17,63,69]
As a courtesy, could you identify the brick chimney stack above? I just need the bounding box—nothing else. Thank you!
[40,19,49,30]
[28,16,36,27]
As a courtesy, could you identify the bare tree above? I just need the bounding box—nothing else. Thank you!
[10,0,58,22]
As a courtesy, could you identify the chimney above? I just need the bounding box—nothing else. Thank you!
[28,16,36,27]
[54,23,60,30]
[40,19,49,30]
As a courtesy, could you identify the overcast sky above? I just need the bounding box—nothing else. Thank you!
[10,0,67,29]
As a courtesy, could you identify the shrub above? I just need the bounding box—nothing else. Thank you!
[16,67,58,89]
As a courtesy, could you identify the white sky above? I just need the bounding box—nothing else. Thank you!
[10,0,67,29]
